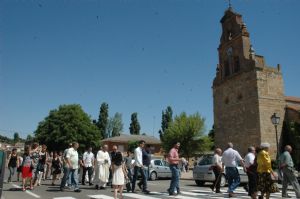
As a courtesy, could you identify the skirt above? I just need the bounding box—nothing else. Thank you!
[257,172,279,193]
[22,166,33,178]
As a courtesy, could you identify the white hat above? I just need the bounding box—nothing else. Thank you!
[260,142,270,148]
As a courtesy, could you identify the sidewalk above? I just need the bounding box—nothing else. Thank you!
[180,170,193,180]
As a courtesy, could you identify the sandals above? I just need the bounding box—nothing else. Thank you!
[22,187,26,191]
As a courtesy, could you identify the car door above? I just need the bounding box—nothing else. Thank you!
[153,159,164,178]
[163,160,172,178]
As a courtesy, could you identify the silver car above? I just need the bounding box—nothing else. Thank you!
[148,159,172,181]
[193,154,248,187]
[131,158,172,181]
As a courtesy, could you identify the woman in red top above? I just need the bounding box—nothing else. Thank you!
[21,145,34,191]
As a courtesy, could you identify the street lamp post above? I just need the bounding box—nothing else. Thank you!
[271,113,280,160]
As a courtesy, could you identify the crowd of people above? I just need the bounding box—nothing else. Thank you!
[210,142,300,199]
[6,140,300,199]
[5,140,159,199]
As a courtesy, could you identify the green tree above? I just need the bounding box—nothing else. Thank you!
[34,104,101,152]
[128,140,139,153]
[208,125,215,150]
[162,112,211,159]
[282,121,300,169]
[107,112,124,137]
[25,134,34,145]
[159,106,173,141]
[97,103,109,139]
[13,132,20,143]
[129,112,140,135]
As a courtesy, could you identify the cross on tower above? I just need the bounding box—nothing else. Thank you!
[227,0,232,8]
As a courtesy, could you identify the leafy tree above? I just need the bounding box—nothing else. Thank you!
[129,112,140,135]
[97,103,109,139]
[208,125,215,150]
[282,121,300,170]
[159,106,173,141]
[13,132,20,143]
[162,112,211,159]
[107,112,124,137]
[25,134,34,145]
[128,140,139,153]
[34,104,101,152]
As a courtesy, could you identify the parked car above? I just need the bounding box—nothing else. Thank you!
[193,154,248,186]
[131,158,172,181]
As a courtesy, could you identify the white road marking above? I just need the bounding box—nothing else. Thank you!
[123,193,162,199]
[12,184,41,198]
[180,191,208,196]
[53,197,77,199]
[88,195,114,199]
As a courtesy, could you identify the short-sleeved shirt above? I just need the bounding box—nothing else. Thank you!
[244,152,255,168]
[221,148,242,167]
[257,150,272,173]
[83,151,95,167]
[168,148,179,165]
[66,147,79,169]
[212,154,222,168]
[280,151,294,168]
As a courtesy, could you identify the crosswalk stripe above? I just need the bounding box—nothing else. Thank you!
[123,193,162,199]
[180,191,208,196]
[170,195,198,199]
[88,195,114,199]
[53,197,77,199]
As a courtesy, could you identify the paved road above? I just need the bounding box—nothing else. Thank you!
[2,177,299,199]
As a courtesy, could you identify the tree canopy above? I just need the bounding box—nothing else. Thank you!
[97,102,109,139]
[162,112,212,159]
[129,112,140,135]
[159,106,173,141]
[107,112,123,137]
[34,104,101,152]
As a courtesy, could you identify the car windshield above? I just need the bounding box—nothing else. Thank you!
[198,155,213,165]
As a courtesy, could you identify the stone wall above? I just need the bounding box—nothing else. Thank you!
[213,70,261,156]
[256,68,285,158]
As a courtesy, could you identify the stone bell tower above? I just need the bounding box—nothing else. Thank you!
[212,7,286,158]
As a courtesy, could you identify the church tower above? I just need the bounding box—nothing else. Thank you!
[212,7,286,157]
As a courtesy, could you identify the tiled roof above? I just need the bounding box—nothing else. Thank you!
[102,134,161,144]
[286,96,300,103]
[286,105,300,112]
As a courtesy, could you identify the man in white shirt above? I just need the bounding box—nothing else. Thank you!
[60,142,81,192]
[82,147,95,186]
[132,140,149,194]
[210,148,223,193]
[244,146,257,199]
[94,145,111,189]
[222,142,245,198]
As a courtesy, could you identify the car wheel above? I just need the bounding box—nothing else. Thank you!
[220,174,226,187]
[150,171,157,181]
[195,180,205,186]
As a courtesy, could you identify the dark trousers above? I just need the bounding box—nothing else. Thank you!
[82,166,93,184]
[213,168,221,192]
[247,170,257,196]
[132,166,147,191]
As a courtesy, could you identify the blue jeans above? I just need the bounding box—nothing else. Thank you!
[60,167,70,189]
[132,166,147,191]
[69,169,79,190]
[225,167,240,193]
[169,164,180,194]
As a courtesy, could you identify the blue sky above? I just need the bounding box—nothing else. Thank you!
[1,0,300,139]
